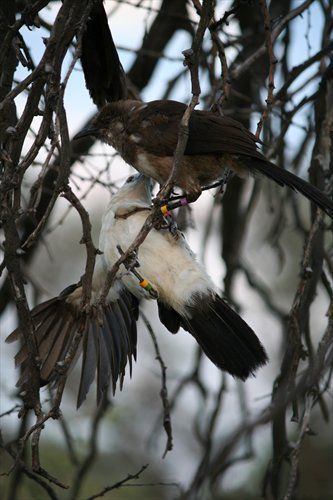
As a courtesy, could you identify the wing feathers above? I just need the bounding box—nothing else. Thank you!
[132,100,333,218]
[77,321,97,408]
[40,318,69,382]
[131,100,263,159]
[104,305,124,381]
[121,291,139,359]
[7,286,138,408]
[99,311,118,395]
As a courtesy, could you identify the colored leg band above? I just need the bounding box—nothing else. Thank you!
[139,279,152,291]
[161,205,171,216]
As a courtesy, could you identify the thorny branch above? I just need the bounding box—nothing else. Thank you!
[61,186,100,311]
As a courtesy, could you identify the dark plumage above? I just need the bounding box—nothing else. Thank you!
[75,99,333,218]
[81,2,127,106]
[6,284,138,408]
[182,294,267,379]
[158,294,267,379]
[76,2,333,218]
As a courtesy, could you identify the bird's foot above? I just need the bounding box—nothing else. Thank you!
[152,186,179,206]
[185,188,202,203]
[116,245,140,269]
[164,215,179,237]
[155,214,172,229]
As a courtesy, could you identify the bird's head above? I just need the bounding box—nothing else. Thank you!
[108,174,154,214]
[73,100,142,143]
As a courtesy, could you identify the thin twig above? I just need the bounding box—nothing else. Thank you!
[86,464,149,500]
[255,0,277,139]
[141,311,173,458]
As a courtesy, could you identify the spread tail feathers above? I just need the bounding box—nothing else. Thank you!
[252,158,333,218]
[158,294,267,379]
[6,286,138,408]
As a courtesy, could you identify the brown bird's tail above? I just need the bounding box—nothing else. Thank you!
[158,294,268,379]
[251,158,333,218]
[6,285,138,408]
[81,2,127,107]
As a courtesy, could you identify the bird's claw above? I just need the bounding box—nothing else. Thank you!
[116,245,140,269]
[154,214,179,238]
[126,251,140,270]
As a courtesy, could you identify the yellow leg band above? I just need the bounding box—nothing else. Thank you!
[161,205,170,216]
[139,279,152,291]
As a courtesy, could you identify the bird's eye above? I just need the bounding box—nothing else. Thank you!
[126,175,135,183]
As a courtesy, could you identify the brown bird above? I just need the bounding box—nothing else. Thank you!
[74,99,333,217]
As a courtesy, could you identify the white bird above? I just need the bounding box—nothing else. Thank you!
[8,174,267,408]
[101,174,268,379]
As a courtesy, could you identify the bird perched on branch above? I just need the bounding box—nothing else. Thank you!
[76,3,333,218]
[100,173,268,379]
[7,267,138,408]
[75,99,333,218]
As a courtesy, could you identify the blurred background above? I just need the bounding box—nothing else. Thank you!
[1,1,332,498]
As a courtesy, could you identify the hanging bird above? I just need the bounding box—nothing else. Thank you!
[74,99,333,217]
[7,174,267,408]
[99,173,268,379]
[6,262,139,408]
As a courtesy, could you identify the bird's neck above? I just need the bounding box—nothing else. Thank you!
[102,117,137,165]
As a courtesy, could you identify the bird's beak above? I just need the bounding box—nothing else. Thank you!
[124,174,153,203]
[143,175,154,201]
[134,174,153,193]
[73,127,99,140]
[144,175,154,195]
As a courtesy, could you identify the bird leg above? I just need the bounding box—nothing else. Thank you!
[116,244,140,270]
[116,245,158,299]
[157,214,179,238]
[166,170,234,203]
[151,199,180,236]
[215,169,234,197]
[152,171,233,233]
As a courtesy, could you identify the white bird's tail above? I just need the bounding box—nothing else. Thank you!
[158,293,267,379]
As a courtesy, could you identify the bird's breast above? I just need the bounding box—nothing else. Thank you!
[101,212,213,311]
[135,151,172,183]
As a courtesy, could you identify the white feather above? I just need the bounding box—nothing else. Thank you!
[99,177,214,315]
[65,255,122,308]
